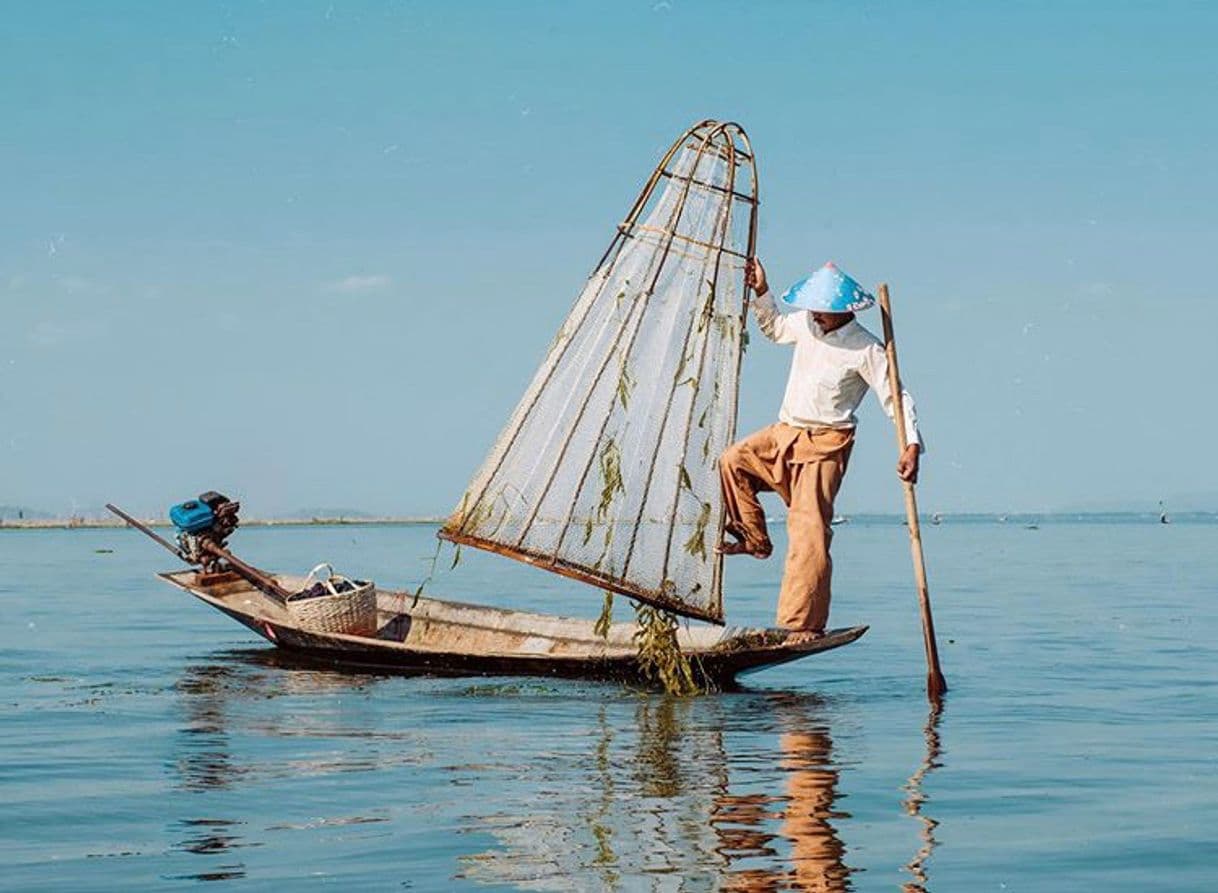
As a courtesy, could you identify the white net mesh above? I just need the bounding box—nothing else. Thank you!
[441,122,757,623]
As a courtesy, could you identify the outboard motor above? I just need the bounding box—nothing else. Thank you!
[169,491,241,573]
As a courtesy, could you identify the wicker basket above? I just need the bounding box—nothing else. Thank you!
[287,563,378,637]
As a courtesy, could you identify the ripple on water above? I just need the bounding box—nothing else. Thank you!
[2,521,1217,890]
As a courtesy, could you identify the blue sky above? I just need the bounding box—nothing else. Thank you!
[3,1,1216,517]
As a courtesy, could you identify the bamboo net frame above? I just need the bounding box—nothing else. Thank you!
[440,120,759,624]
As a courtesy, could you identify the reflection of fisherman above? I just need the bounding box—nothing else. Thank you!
[778,726,850,892]
[719,258,924,642]
[716,695,851,892]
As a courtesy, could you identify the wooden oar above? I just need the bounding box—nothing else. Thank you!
[105,502,185,559]
[106,502,290,602]
[877,284,948,702]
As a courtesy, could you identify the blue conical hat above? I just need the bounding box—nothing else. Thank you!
[778,262,875,313]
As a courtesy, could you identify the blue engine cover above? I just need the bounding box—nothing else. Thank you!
[170,500,215,534]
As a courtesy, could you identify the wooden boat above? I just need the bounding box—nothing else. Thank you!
[160,567,867,687]
[113,121,871,688]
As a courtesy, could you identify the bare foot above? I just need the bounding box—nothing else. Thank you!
[785,629,825,645]
[714,540,772,559]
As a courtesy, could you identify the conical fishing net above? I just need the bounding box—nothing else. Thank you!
[441,121,758,623]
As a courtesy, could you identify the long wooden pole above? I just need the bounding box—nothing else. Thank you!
[105,503,185,559]
[877,284,948,702]
[105,502,290,603]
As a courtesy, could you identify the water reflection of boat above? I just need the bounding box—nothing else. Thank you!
[173,655,409,793]
[169,657,401,881]
[171,654,947,888]
[167,818,251,882]
[460,691,854,890]
[459,695,728,889]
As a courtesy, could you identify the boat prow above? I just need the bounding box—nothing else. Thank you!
[160,569,867,688]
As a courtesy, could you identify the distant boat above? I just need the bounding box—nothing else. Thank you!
[1159,501,1171,524]
[998,514,1008,523]
[930,513,942,526]
[831,515,849,525]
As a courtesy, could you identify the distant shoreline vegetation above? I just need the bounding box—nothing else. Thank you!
[0,516,446,530]
[0,512,1213,531]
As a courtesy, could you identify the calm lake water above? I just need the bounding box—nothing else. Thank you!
[2,517,1215,891]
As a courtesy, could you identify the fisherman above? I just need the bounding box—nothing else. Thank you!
[718,258,924,642]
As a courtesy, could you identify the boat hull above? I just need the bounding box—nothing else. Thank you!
[159,570,867,687]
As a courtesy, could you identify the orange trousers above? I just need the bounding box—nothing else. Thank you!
[719,423,854,631]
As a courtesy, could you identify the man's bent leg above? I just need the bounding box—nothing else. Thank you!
[718,425,787,556]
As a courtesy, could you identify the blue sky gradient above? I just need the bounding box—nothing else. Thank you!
[3,2,1216,517]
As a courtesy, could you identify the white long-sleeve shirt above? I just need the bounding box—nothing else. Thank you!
[752,289,924,449]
